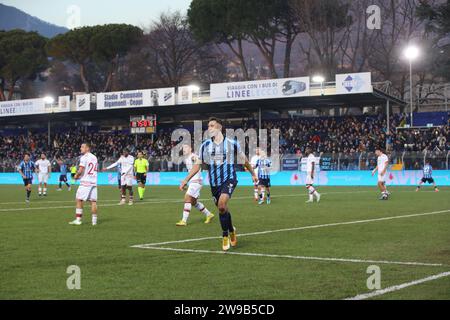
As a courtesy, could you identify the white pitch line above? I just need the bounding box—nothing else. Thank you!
[132,246,445,267]
[0,189,447,206]
[0,190,369,212]
[133,209,450,247]
[344,271,450,300]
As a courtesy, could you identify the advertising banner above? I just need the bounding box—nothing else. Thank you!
[97,88,175,110]
[0,98,46,117]
[282,158,299,171]
[210,77,310,102]
[336,72,372,94]
[75,94,91,112]
[2,170,448,186]
[177,86,194,104]
[53,95,71,113]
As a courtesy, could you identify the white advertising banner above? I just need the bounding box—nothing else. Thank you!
[210,77,310,102]
[75,94,91,111]
[178,86,194,104]
[96,88,175,110]
[53,95,70,113]
[0,98,46,117]
[336,72,372,94]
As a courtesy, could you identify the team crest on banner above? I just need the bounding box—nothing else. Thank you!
[336,72,372,94]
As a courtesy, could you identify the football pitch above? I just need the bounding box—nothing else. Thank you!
[0,185,449,300]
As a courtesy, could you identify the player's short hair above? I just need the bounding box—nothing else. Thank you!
[82,142,91,149]
[24,152,30,157]
[208,117,223,127]
[123,148,129,153]
[375,145,384,152]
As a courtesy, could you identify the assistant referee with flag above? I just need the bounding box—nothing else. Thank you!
[134,151,149,200]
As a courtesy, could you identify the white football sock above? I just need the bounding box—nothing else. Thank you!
[182,203,192,222]
[92,214,97,225]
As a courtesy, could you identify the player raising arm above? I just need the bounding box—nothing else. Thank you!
[372,147,390,200]
[69,143,98,226]
[103,149,135,205]
[180,118,258,251]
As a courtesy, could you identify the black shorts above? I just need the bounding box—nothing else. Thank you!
[71,173,75,178]
[258,178,271,187]
[136,173,147,184]
[421,177,434,184]
[23,178,32,186]
[59,175,67,182]
[211,179,238,205]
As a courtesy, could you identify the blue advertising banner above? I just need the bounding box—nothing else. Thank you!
[1,171,449,186]
[282,158,299,171]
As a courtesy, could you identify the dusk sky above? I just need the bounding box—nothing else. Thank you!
[1,0,191,28]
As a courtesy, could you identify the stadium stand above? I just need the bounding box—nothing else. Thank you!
[1,113,448,172]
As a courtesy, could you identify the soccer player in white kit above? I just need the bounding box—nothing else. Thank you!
[372,147,390,200]
[305,147,321,203]
[250,148,261,201]
[35,153,51,196]
[104,149,135,205]
[70,143,98,226]
[176,144,215,226]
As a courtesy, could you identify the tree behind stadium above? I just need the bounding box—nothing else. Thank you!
[47,24,143,93]
[188,0,302,80]
[0,30,48,101]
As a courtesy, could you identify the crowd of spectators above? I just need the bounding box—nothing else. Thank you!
[0,114,448,172]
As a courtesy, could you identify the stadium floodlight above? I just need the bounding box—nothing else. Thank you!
[403,45,420,127]
[188,85,200,92]
[312,75,325,95]
[312,75,325,83]
[403,45,419,61]
[43,96,55,104]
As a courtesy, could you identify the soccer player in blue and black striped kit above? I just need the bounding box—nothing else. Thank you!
[416,161,439,192]
[255,151,272,205]
[180,118,258,251]
[18,153,36,203]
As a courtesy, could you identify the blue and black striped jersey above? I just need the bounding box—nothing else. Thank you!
[19,160,35,179]
[255,158,271,180]
[199,138,242,187]
[423,164,433,179]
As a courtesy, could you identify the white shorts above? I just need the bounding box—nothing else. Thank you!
[306,174,314,185]
[378,173,386,183]
[186,182,202,199]
[76,185,97,202]
[121,174,133,186]
[38,173,49,183]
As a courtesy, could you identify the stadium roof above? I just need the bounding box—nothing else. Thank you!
[0,84,406,126]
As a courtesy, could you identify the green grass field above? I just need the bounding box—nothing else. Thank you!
[0,184,449,300]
